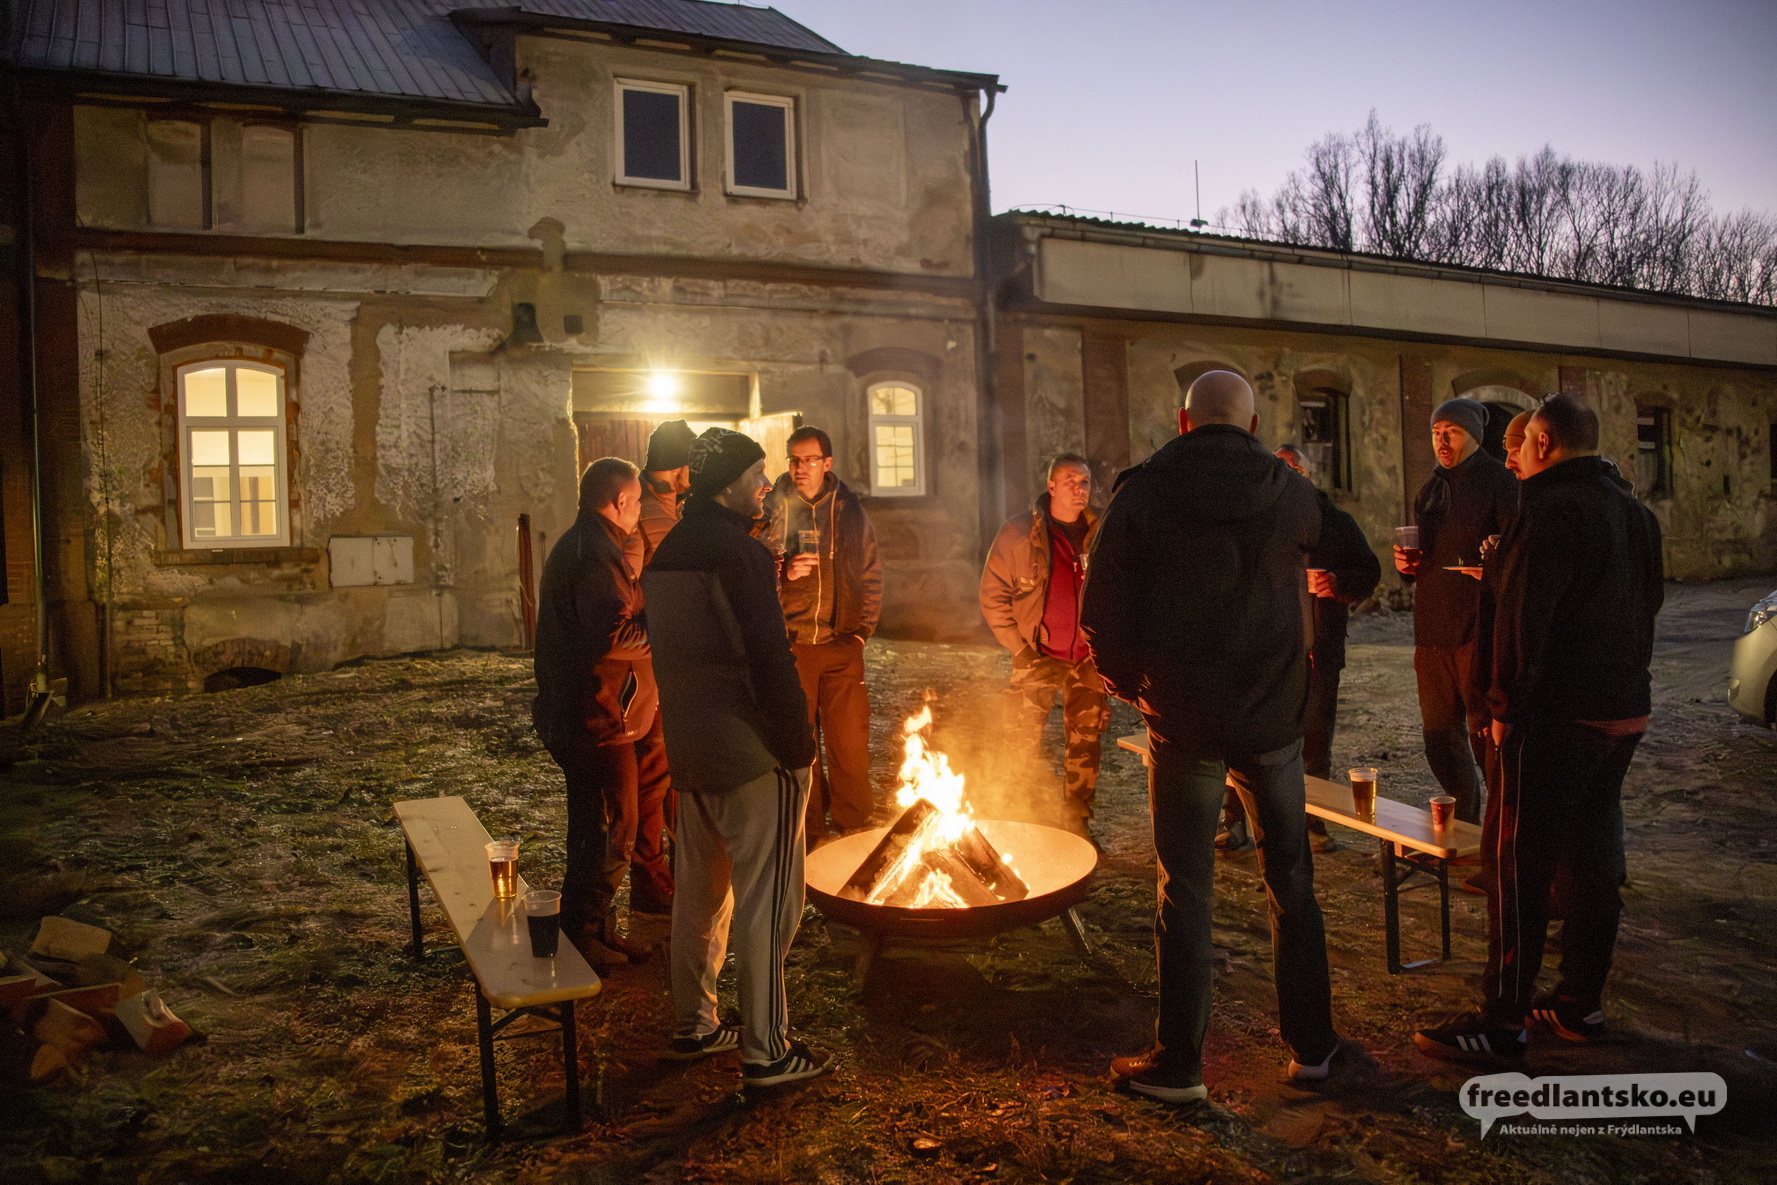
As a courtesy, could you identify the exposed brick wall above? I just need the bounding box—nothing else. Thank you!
[190,637,292,679]
[111,607,190,694]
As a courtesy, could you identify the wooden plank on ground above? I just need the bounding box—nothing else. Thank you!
[394,796,601,1010]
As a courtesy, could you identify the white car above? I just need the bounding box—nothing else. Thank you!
[1729,589,1777,726]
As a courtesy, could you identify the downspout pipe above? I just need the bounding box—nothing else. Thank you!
[9,69,53,728]
[968,83,1004,556]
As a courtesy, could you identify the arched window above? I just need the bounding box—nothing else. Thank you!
[867,381,925,496]
[177,359,290,547]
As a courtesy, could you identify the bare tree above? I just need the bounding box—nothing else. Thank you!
[1218,118,1776,307]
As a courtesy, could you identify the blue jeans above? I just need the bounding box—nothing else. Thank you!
[1145,719,1337,1076]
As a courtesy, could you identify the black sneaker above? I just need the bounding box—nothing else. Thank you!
[663,1022,742,1061]
[1110,1050,1209,1107]
[1214,819,1252,853]
[741,1040,833,1087]
[1412,1015,1527,1067]
[1529,995,1606,1043]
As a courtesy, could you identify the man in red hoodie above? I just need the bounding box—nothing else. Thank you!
[979,453,1111,833]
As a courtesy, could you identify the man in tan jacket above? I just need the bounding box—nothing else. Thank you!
[978,453,1111,832]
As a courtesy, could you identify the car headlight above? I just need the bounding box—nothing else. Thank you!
[1748,592,1777,635]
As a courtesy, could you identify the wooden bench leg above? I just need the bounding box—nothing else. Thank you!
[477,991,501,1142]
[405,841,425,961]
[560,999,582,1132]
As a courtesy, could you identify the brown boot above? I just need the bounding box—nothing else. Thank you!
[568,926,630,970]
[595,913,652,964]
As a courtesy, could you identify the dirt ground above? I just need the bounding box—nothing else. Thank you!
[2,578,1775,1184]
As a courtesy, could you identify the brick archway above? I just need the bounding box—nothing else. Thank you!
[190,638,293,679]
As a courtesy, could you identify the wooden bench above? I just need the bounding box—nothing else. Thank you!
[1116,733,1483,974]
[394,796,602,1140]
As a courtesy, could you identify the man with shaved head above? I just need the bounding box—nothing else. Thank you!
[1083,370,1339,1107]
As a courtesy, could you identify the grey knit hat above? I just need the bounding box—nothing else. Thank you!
[1431,397,1487,443]
[643,419,696,471]
[687,427,766,497]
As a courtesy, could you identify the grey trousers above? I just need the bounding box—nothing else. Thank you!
[670,764,811,1065]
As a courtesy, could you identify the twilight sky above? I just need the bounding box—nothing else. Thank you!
[770,0,1777,229]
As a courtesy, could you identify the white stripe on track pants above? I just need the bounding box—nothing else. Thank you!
[670,764,811,1065]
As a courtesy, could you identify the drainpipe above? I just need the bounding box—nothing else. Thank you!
[968,83,1003,555]
[11,74,53,727]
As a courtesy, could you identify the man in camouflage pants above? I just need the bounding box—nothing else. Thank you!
[979,454,1111,832]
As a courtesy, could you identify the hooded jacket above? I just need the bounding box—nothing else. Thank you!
[1309,490,1383,672]
[1488,455,1664,725]
[1409,448,1519,648]
[642,495,816,793]
[621,478,684,577]
[532,512,658,752]
[979,494,1100,655]
[759,472,883,643]
[1081,424,1322,755]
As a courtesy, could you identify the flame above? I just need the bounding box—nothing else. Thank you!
[863,702,1011,908]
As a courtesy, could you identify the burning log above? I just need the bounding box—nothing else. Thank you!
[839,799,943,903]
[841,797,1030,908]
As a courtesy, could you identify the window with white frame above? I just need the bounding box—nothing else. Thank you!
[177,360,290,547]
[726,92,795,198]
[867,382,925,497]
[616,79,691,189]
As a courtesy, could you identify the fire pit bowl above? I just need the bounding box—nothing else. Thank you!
[805,819,1098,941]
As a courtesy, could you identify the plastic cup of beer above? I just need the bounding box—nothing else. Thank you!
[797,528,819,555]
[1394,526,1420,551]
[523,890,561,958]
[1349,768,1379,819]
[1429,795,1457,832]
[486,838,519,900]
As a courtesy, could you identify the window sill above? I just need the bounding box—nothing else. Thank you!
[153,547,320,567]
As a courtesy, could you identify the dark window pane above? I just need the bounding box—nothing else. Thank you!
[623,89,682,181]
[732,100,788,191]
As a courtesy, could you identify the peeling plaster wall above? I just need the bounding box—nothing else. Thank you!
[1014,318,1777,586]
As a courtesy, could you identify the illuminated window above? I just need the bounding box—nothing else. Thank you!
[177,361,289,547]
[867,382,925,497]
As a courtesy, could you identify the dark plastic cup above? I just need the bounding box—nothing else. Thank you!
[523,890,561,958]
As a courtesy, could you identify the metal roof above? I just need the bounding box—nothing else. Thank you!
[5,0,849,112]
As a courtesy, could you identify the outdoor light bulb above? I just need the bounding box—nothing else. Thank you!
[647,372,677,399]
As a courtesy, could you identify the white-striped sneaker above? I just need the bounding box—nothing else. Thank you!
[742,1040,834,1087]
[663,1022,742,1061]
[1412,1015,1527,1067]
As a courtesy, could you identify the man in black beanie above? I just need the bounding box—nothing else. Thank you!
[628,419,696,574]
[1395,397,1518,823]
[642,428,832,1087]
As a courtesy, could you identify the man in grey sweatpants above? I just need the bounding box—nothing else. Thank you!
[642,427,833,1087]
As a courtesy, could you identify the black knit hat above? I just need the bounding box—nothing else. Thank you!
[644,419,696,471]
[1431,397,1487,443]
[687,427,766,497]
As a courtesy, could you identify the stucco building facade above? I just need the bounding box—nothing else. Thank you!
[1,0,1000,709]
[988,213,1777,586]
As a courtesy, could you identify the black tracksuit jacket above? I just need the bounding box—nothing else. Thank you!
[1487,456,1664,725]
[641,496,816,793]
[1081,424,1323,755]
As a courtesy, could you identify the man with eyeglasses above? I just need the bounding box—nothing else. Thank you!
[759,426,883,845]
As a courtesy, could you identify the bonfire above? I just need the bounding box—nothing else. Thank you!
[838,701,1029,909]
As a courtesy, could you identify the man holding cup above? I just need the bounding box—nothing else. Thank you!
[1415,393,1662,1064]
[644,428,832,1086]
[1083,372,1339,1106]
[759,426,883,844]
[1395,398,1518,823]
